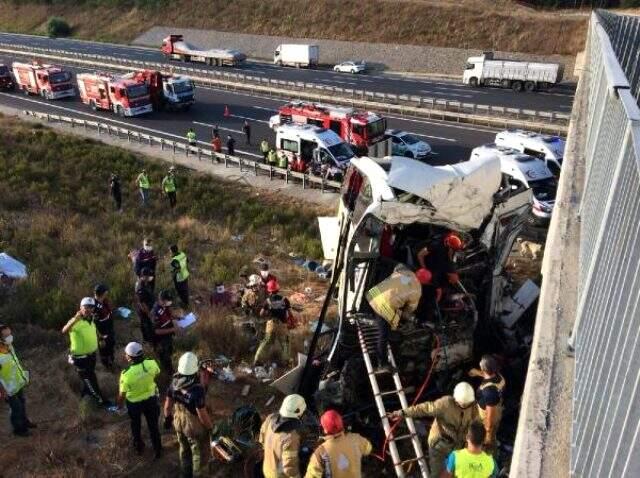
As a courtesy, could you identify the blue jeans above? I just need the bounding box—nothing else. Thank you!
[7,389,28,434]
[140,188,150,206]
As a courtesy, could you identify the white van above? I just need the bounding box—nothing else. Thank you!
[471,144,557,222]
[276,123,355,170]
[494,129,565,176]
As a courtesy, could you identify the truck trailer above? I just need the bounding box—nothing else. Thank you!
[161,34,246,67]
[462,52,564,92]
[12,61,75,99]
[273,44,319,68]
[123,70,195,112]
[76,72,153,117]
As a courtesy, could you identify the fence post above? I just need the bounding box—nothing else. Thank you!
[173,142,176,154]
[285,169,289,184]
[127,131,131,142]
[160,139,164,150]
[254,162,258,176]
[97,124,101,135]
[269,166,273,180]
[198,148,202,161]
[225,155,229,167]
[185,144,189,157]
[303,174,307,189]
[239,158,243,172]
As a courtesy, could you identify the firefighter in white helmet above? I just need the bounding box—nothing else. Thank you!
[388,382,478,478]
[259,394,307,478]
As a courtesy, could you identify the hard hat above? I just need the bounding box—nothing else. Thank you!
[444,232,464,251]
[177,352,199,376]
[80,297,96,307]
[320,410,344,435]
[94,283,109,295]
[453,382,475,407]
[125,342,143,357]
[248,274,261,287]
[279,394,307,419]
[266,280,280,294]
[415,268,433,285]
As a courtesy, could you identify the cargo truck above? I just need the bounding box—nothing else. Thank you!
[161,34,246,67]
[462,52,563,92]
[123,70,195,112]
[76,72,153,117]
[12,61,75,99]
[0,64,14,90]
[273,44,319,68]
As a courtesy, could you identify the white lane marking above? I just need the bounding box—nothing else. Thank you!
[193,120,243,134]
[411,132,456,142]
[252,106,278,112]
[419,89,473,99]
[433,85,487,95]
[230,114,268,124]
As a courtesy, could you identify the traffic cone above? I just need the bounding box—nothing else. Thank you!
[223,105,230,118]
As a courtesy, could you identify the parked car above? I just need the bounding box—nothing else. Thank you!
[385,129,431,159]
[333,61,366,74]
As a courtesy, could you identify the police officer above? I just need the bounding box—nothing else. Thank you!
[61,298,108,406]
[389,382,478,478]
[94,284,115,370]
[0,323,34,437]
[260,138,270,163]
[267,148,278,166]
[136,169,151,206]
[468,355,506,452]
[162,167,178,208]
[305,409,372,478]
[259,394,306,478]
[117,342,162,458]
[164,352,213,478]
[169,244,190,307]
[150,290,180,376]
[443,421,498,478]
[253,280,291,366]
[135,267,156,343]
[187,128,197,146]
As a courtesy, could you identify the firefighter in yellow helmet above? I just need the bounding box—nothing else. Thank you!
[388,382,478,478]
[259,394,306,478]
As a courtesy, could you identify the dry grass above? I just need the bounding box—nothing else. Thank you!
[0,0,588,55]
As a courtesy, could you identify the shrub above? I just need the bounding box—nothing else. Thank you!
[46,16,71,38]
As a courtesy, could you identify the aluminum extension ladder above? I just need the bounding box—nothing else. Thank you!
[352,315,430,478]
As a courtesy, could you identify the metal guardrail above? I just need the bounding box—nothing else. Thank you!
[568,11,640,478]
[21,109,341,193]
[0,42,570,134]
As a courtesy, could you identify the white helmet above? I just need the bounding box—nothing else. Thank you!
[279,394,307,419]
[248,274,261,287]
[178,352,199,376]
[453,382,475,407]
[80,297,96,307]
[125,342,143,357]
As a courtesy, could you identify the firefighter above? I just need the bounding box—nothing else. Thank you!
[117,342,162,458]
[162,167,178,208]
[164,352,214,478]
[267,148,278,166]
[135,267,156,343]
[443,421,498,478]
[260,139,270,163]
[241,274,264,316]
[468,355,506,452]
[365,264,431,372]
[304,409,372,478]
[169,244,190,307]
[150,290,180,376]
[388,382,478,478]
[0,323,34,437]
[136,169,151,206]
[211,134,223,159]
[186,128,197,146]
[94,283,115,370]
[259,394,307,478]
[61,297,109,406]
[253,280,291,366]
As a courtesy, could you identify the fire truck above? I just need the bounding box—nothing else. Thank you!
[269,101,390,157]
[76,72,153,117]
[0,64,14,90]
[123,70,195,112]
[11,61,74,99]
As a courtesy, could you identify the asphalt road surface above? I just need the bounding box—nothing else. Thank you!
[0,32,575,113]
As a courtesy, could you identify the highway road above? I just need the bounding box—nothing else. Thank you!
[0,53,501,165]
[0,32,575,113]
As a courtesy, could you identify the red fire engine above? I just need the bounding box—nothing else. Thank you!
[11,61,74,99]
[76,72,153,117]
[270,101,389,156]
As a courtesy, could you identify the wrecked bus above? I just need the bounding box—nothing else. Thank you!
[292,155,533,477]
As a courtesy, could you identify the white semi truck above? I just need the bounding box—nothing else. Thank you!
[273,44,319,68]
[462,52,564,92]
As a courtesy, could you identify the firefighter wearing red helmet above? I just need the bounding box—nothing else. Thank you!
[253,280,291,366]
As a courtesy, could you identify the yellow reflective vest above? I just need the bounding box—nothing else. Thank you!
[162,175,176,193]
[138,173,150,189]
[69,315,98,356]
[0,344,29,396]
[450,448,496,478]
[119,358,160,403]
[172,252,190,282]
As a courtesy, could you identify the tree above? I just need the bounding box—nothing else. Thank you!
[46,17,71,38]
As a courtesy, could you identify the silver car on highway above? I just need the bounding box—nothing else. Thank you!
[333,61,366,74]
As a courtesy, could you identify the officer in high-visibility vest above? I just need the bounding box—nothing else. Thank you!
[278,152,289,169]
[136,169,151,206]
[186,128,197,146]
[162,167,178,208]
[170,244,190,307]
[267,148,278,166]
[61,297,108,406]
[443,421,498,478]
[468,355,506,452]
[117,342,162,458]
[260,139,270,163]
[0,323,34,437]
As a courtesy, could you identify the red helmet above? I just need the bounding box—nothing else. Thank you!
[444,232,463,251]
[320,409,344,435]
[266,280,280,293]
[416,268,433,285]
